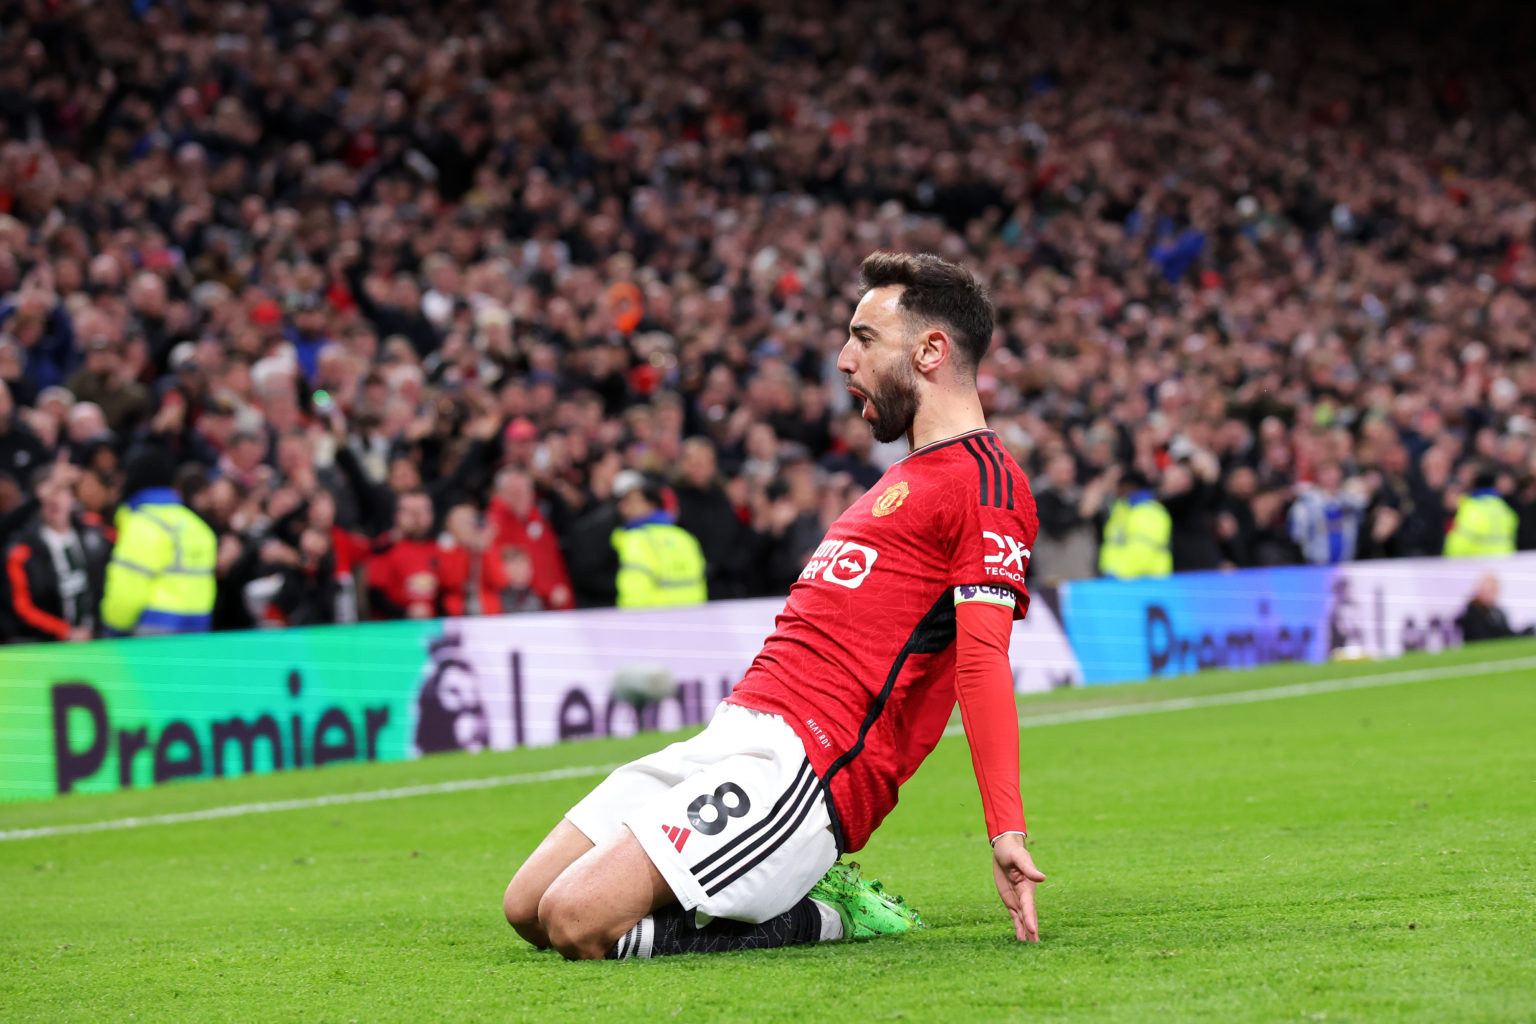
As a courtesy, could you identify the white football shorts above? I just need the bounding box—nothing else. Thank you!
[565,703,837,924]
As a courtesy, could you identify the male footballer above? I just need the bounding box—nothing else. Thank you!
[504,251,1045,959]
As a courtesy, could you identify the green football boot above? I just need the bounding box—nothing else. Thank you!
[808,861,924,939]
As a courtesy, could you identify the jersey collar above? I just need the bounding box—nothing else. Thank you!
[895,428,997,464]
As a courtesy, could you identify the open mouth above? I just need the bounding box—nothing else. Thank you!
[845,384,872,418]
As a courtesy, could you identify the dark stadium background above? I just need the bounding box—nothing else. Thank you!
[2,0,1535,633]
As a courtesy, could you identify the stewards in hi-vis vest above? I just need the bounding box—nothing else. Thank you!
[610,470,707,609]
[1444,471,1519,558]
[101,447,218,636]
[1099,469,1172,579]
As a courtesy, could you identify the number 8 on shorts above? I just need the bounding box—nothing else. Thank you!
[687,783,752,835]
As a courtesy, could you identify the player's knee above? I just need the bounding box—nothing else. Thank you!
[537,885,609,961]
[505,873,566,951]
[503,877,545,938]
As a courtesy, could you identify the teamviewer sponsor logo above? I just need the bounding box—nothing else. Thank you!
[800,539,879,589]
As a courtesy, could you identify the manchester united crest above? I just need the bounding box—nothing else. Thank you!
[872,481,909,517]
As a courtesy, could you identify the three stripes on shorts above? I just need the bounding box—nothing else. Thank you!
[689,759,818,897]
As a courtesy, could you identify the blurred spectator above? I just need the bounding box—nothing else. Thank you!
[65,337,151,433]
[100,447,217,636]
[0,0,1534,634]
[1029,453,1109,584]
[438,502,500,617]
[1515,474,1536,551]
[0,379,45,482]
[1455,575,1534,642]
[485,467,574,610]
[1444,470,1519,558]
[333,409,501,536]
[301,489,373,624]
[1355,442,1427,560]
[674,438,758,600]
[1099,470,1172,579]
[1214,466,1259,568]
[0,277,74,391]
[73,464,120,538]
[755,458,828,594]
[0,336,34,409]
[563,449,626,608]
[246,528,339,629]
[1288,463,1372,566]
[611,470,706,609]
[1,463,110,642]
[818,413,885,492]
[1160,449,1223,573]
[493,546,547,614]
[366,489,458,620]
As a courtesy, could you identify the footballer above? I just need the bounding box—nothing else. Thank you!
[504,251,1045,959]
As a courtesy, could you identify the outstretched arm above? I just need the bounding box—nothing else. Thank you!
[954,596,1046,941]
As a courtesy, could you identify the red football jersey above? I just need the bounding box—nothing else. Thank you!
[727,428,1038,852]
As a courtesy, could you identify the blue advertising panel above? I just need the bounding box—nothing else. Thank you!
[1060,566,1335,684]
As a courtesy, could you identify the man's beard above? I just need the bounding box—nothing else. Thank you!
[860,362,920,445]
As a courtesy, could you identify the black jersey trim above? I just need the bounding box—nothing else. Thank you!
[970,437,1007,508]
[818,592,958,809]
[980,436,1015,510]
[961,437,993,506]
[818,777,847,855]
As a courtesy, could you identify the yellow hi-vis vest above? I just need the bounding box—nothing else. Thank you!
[611,521,707,609]
[101,489,218,635]
[1099,495,1173,579]
[1443,492,1518,558]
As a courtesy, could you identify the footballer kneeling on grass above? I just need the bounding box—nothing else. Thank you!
[503,251,1046,959]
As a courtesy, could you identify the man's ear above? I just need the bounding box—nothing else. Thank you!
[912,329,950,375]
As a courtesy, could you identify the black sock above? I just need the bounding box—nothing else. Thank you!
[608,898,826,959]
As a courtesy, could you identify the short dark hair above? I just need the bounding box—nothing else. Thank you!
[858,251,994,375]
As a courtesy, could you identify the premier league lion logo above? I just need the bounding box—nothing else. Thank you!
[413,630,491,755]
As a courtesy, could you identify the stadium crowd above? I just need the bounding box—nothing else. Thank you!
[3,0,1536,640]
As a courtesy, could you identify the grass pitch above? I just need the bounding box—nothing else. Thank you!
[4,639,1535,1022]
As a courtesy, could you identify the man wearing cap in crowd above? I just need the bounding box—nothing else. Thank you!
[610,469,706,609]
[502,416,540,468]
[100,446,218,636]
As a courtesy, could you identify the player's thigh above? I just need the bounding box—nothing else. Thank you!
[504,819,593,927]
[622,743,837,924]
[510,727,708,928]
[538,825,673,957]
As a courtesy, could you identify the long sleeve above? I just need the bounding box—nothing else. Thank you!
[5,543,70,640]
[954,599,1026,841]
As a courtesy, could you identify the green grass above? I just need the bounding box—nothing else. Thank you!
[4,640,1536,1022]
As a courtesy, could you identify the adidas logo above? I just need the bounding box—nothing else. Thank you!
[661,824,692,852]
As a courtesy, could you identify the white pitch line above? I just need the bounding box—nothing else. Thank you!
[945,652,1536,735]
[5,653,1534,844]
[0,763,619,843]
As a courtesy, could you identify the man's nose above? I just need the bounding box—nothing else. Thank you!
[836,340,857,374]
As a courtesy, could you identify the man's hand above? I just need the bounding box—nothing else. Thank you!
[991,833,1046,942]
